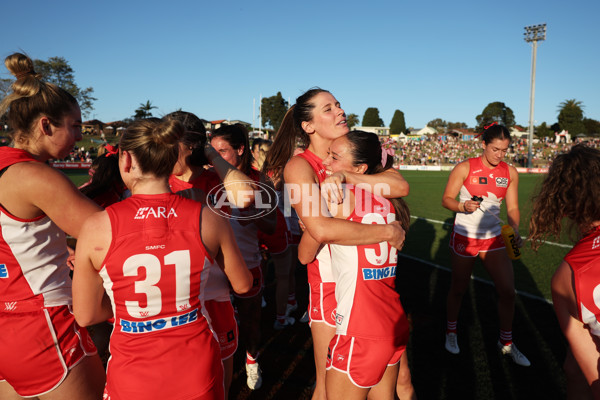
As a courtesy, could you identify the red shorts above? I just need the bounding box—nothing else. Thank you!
[204,300,238,360]
[0,304,97,397]
[233,266,263,298]
[326,334,405,388]
[449,231,505,257]
[103,326,224,400]
[308,282,337,327]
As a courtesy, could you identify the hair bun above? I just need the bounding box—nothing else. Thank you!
[14,70,37,81]
[5,53,39,81]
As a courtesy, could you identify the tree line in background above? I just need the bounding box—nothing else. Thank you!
[1,55,598,138]
[259,93,600,137]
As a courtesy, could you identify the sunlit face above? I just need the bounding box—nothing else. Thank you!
[323,136,363,175]
[211,136,243,168]
[47,105,83,160]
[482,138,510,167]
[303,92,349,141]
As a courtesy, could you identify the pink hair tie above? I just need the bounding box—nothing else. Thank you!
[381,145,394,167]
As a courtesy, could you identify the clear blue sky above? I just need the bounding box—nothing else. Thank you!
[2,0,598,129]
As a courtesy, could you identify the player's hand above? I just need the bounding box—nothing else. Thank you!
[463,200,480,213]
[388,221,406,251]
[321,172,346,204]
[514,229,524,248]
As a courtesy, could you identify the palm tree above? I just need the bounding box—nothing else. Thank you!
[558,99,583,113]
[134,100,157,119]
[557,99,585,135]
[346,113,360,129]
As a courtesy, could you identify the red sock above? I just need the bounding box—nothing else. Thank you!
[287,293,297,306]
[499,330,512,346]
[246,352,258,365]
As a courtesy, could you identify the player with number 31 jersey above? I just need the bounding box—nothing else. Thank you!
[73,119,252,400]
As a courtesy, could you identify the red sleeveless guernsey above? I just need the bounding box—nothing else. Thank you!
[454,157,511,239]
[296,150,334,285]
[0,147,72,307]
[100,193,223,399]
[566,226,600,337]
[329,186,409,341]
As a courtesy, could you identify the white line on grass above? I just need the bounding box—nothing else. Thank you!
[410,215,572,249]
[398,253,553,305]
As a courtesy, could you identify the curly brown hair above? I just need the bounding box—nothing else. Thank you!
[529,144,600,250]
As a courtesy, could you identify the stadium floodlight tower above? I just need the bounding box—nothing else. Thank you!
[524,23,546,168]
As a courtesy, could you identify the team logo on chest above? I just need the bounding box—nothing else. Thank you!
[470,177,487,185]
[495,177,508,188]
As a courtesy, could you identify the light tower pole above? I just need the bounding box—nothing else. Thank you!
[524,23,546,168]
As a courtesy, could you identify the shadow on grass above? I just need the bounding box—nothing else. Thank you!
[397,253,567,399]
[226,229,567,399]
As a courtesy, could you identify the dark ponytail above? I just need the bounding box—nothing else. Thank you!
[480,123,511,144]
[345,130,410,232]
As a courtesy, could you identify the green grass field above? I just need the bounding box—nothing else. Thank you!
[64,169,91,187]
[400,170,571,301]
[395,171,569,399]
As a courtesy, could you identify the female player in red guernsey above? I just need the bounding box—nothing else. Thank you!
[165,111,256,398]
[529,144,600,399]
[0,52,105,400]
[72,119,252,400]
[298,130,414,400]
[442,123,529,366]
[263,88,409,400]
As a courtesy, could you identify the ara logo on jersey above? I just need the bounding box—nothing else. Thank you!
[592,236,600,250]
[120,308,198,334]
[0,264,8,278]
[134,207,178,220]
[495,177,508,188]
[335,313,344,325]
